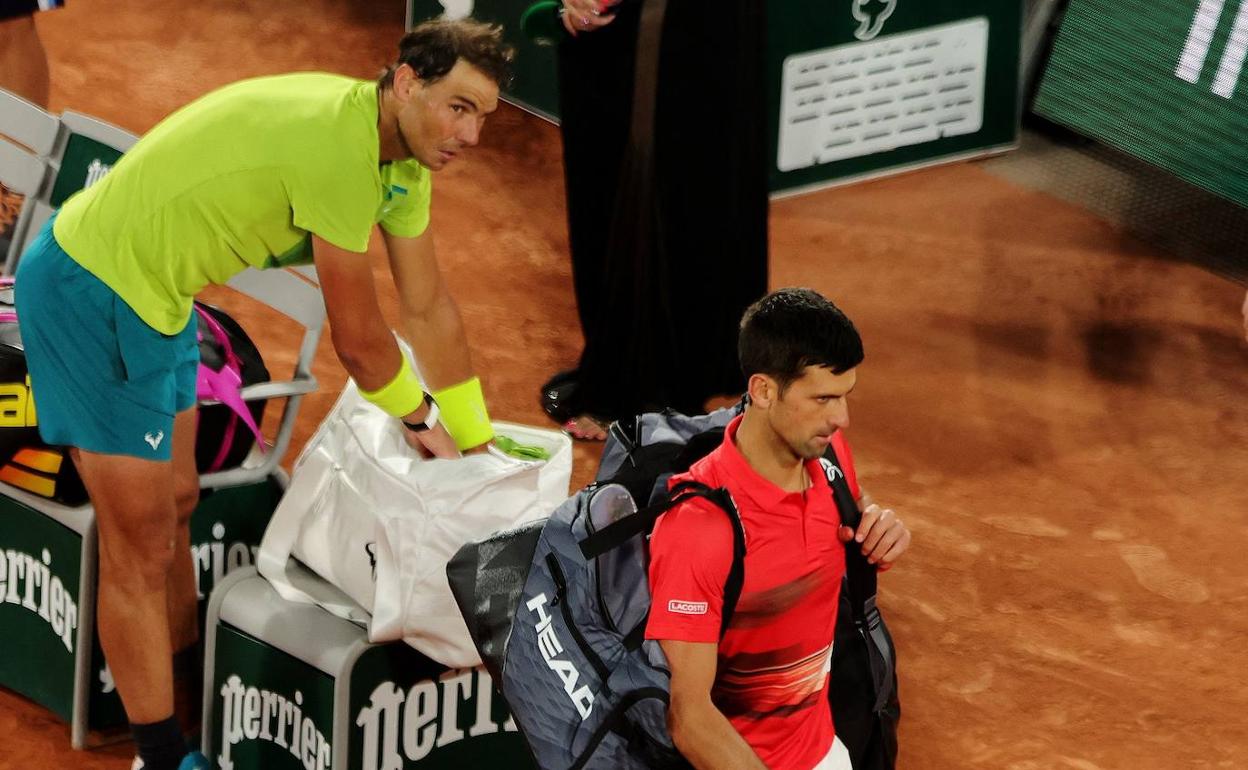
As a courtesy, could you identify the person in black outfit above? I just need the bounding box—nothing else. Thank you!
[541,0,769,439]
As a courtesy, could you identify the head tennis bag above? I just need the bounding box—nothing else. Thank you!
[448,479,744,770]
[596,402,744,503]
[447,405,745,769]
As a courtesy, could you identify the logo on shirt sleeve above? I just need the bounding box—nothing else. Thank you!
[668,600,709,616]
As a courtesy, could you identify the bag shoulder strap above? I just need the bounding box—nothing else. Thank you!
[578,479,746,640]
[823,446,898,712]
[668,481,746,639]
[821,447,878,622]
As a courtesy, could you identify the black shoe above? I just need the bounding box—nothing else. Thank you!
[540,368,582,423]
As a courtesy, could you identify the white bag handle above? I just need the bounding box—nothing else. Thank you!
[256,444,334,606]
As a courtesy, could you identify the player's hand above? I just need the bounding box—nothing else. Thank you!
[838,504,911,571]
[402,422,462,459]
[561,0,617,35]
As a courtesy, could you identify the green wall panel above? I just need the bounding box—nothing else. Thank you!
[409,1,1023,194]
[1035,0,1248,207]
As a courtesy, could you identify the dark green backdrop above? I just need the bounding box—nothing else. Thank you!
[408,1,1023,194]
[1035,0,1248,207]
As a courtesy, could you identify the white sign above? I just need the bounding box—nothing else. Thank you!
[1176,0,1248,99]
[778,17,989,171]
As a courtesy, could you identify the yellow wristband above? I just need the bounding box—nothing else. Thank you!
[358,357,426,418]
[432,376,493,450]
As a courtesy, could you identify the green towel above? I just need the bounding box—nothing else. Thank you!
[520,1,563,46]
[495,435,551,461]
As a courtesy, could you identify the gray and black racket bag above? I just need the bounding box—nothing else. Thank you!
[447,478,742,770]
[446,406,744,770]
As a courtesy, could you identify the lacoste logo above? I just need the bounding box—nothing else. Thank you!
[668,600,708,616]
[144,430,164,450]
[852,0,897,41]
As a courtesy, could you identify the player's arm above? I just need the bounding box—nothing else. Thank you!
[649,501,762,768]
[381,226,473,390]
[312,231,459,457]
[382,226,493,452]
[660,640,768,770]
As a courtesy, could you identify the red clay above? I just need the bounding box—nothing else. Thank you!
[2,1,1245,768]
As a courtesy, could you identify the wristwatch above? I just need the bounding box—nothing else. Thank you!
[401,392,440,433]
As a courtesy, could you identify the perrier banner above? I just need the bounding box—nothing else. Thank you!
[0,496,84,723]
[1035,0,1248,207]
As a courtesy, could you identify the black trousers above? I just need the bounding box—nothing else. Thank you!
[0,0,60,21]
[555,0,768,419]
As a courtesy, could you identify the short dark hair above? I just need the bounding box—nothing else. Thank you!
[738,288,864,390]
[378,19,514,90]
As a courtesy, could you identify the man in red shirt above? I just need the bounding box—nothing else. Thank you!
[646,288,911,769]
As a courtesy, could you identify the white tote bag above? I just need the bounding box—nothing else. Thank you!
[257,379,572,668]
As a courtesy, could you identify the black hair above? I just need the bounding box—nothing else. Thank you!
[378,19,514,90]
[738,288,864,390]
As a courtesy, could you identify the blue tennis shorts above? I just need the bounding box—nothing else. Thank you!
[14,215,197,461]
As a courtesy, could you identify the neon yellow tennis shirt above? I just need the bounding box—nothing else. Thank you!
[53,73,432,334]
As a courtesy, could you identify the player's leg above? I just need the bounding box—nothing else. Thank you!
[73,447,195,770]
[72,448,180,721]
[16,214,203,769]
[167,405,200,652]
[167,406,201,731]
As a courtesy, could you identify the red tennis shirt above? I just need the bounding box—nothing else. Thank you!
[645,414,860,770]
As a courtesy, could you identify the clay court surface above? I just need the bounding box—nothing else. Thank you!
[2,1,1246,768]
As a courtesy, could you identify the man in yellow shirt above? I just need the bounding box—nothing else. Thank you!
[15,19,511,770]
